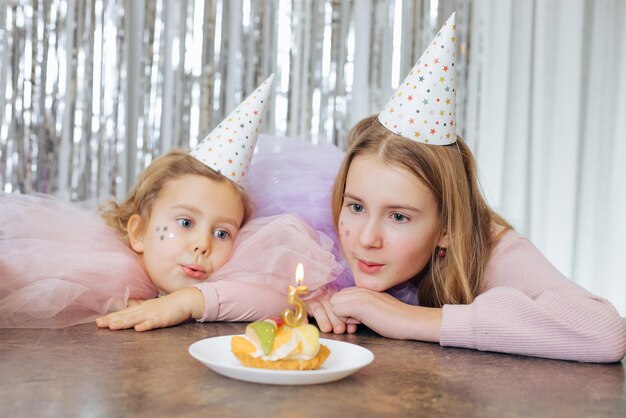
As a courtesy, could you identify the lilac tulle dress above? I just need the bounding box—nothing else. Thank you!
[245,135,353,290]
[245,135,418,305]
[0,193,158,328]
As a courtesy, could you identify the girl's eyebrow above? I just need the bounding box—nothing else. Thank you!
[218,217,242,229]
[343,193,422,213]
[387,204,423,214]
[343,192,361,201]
[172,204,201,214]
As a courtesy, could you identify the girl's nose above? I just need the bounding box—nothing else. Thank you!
[358,219,383,249]
[193,235,211,257]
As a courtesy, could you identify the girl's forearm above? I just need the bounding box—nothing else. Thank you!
[405,306,442,343]
[332,288,443,342]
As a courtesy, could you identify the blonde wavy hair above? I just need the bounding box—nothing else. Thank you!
[332,116,512,307]
[100,149,253,244]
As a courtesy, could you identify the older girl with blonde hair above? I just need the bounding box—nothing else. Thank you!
[306,14,626,362]
[317,115,625,362]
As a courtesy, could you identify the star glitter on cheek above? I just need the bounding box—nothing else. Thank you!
[157,225,171,241]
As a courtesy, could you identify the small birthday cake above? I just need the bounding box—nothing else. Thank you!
[231,317,330,370]
[231,263,330,370]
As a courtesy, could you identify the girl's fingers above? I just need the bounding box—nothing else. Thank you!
[307,300,333,333]
[107,311,143,330]
[135,318,156,332]
[95,317,110,327]
[319,296,346,334]
[109,317,131,330]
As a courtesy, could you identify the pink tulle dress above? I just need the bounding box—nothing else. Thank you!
[0,193,158,328]
[245,135,419,304]
[203,213,345,299]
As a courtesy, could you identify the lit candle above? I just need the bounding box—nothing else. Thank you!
[282,263,308,327]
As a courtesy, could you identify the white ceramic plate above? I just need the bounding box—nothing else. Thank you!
[188,335,374,385]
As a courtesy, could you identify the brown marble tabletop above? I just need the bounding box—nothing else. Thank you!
[1,320,624,418]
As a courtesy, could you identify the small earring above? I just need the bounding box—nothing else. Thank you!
[438,248,446,258]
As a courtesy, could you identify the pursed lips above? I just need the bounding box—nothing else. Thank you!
[181,263,208,280]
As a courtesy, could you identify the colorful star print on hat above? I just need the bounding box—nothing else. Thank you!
[378,13,457,145]
[190,74,274,184]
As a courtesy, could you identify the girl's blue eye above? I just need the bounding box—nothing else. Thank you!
[214,229,230,240]
[177,218,193,228]
[392,213,408,223]
[349,203,364,213]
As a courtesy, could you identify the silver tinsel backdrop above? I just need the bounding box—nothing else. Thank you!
[0,0,470,201]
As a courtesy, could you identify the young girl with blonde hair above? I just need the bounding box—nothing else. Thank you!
[1,147,251,328]
[1,76,340,329]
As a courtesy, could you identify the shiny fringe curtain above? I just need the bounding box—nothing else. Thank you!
[0,0,470,201]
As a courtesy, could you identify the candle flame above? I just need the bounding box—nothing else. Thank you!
[295,263,304,285]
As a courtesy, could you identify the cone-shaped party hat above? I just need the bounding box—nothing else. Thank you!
[378,13,457,145]
[190,74,274,184]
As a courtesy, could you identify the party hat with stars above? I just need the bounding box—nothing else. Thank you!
[190,74,274,184]
[378,13,457,145]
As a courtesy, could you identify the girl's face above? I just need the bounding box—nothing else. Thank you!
[338,154,442,292]
[130,174,245,294]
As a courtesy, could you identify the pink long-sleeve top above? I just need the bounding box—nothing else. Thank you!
[440,230,626,363]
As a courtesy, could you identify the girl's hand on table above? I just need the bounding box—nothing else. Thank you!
[96,288,204,331]
[307,291,359,334]
[331,287,441,342]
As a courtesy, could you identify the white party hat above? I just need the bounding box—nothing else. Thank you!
[378,13,457,145]
[190,74,274,184]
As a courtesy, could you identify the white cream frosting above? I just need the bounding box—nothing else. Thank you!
[247,327,317,361]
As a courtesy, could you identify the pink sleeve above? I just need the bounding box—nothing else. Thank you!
[193,280,287,322]
[440,231,626,362]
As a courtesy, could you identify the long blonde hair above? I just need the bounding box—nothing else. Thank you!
[332,116,511,307]
[100,149,253,243]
